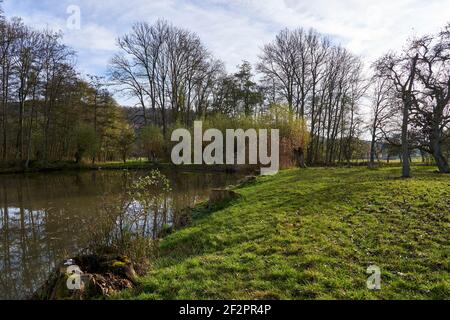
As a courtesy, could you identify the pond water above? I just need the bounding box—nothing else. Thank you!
[0,169,244,300]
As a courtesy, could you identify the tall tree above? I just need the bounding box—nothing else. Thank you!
[234,61,263,116]
[368,77,394,167]
[409,25,450,173]
[376,52,419,178]
[110,20,219,136]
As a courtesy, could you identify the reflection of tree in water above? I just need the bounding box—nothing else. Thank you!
[0,170,243,299]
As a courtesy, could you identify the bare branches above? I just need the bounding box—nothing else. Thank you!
[109,20,220,133]
[373,22,450,174]
[257,28,367,165]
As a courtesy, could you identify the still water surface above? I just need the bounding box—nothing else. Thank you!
[0,169,243,300]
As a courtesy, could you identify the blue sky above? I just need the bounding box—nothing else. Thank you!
[4,0,450,105]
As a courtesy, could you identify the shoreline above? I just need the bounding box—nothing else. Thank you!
[27,166,449,300]
[31,174,252,300]
[0,161,259,175]
[0,160,438,176]
[112,166,449,300]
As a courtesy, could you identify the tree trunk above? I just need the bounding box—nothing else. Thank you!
[2,76,9,162]
[432,139,450,173]
[369,113,378,168]
[294,148,306,169]
[16,100,25,161]
[401,54,418,178]
[369,137,376,168]
[401,96,411,178]
[25,103,35,169]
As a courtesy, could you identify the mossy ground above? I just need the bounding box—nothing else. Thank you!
[116,166,449,300]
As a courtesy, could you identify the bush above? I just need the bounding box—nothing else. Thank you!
[139,125,165,162]
[73,123,99,163]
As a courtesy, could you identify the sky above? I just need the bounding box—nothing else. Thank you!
[3,0,450,106]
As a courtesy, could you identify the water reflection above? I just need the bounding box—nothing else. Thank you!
[0,169,243,300]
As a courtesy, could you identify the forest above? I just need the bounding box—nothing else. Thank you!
[1,3,449,175]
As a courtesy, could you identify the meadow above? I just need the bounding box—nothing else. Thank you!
[116,166,449,300]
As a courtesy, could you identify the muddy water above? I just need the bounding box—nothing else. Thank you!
[0,169,243,299]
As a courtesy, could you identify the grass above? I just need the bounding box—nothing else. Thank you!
[115,166,450,300]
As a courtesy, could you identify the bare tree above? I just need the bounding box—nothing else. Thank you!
[375,52,419,178]
[409,25,450,173]
[13,24,41,161]
[258,28,300,112]
[368,77,394,167]
[110,20,218,137]
[258,28,366,166]
[0,17,19,160]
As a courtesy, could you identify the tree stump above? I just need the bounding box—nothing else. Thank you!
[209,189,240,205]
[32,254,138,300]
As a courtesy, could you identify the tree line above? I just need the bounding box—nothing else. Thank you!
[1,2,449,174]
[0,9,133,168]
[110,21,368,167]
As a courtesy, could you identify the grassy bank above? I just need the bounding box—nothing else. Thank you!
[117,166,449,300]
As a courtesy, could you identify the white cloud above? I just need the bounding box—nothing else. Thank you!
[4,0,450,108]
[6,0,450,73]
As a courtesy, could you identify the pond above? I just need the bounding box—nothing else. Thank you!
[0,169,244,300]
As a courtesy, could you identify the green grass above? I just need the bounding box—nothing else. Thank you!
[116,166,450,300]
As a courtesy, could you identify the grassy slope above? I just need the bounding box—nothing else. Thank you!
[119,166,450,300]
